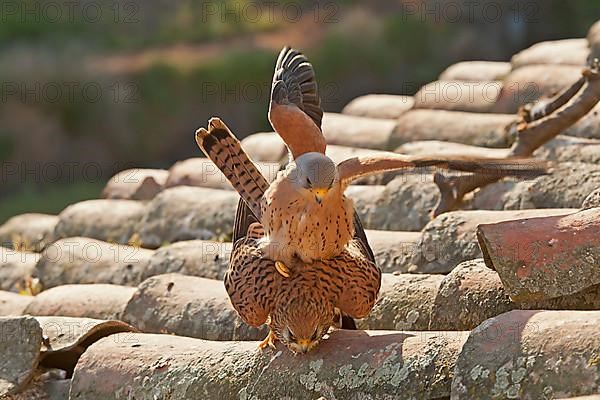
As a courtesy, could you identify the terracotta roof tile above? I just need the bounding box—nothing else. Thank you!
[144,240,232,280]
[430,259,600,331]
[478,208,600,301]
[240,132,287,163]
[54,200,147,245]
[391,109,515,149]
[453,310,600,397]
[0,247,40,293]
[358,273,443,331]
[439,61,511,82]
[101,168,168,200]
[473,162,600,210]
[166,157,279,190]
[321,113,397,150]
[121,273,267,341]
[413,80,502,113]
[364,230,420,273]
[0,214,58,252]
[342,94,414,119]
[70,330,469,399]
[0,292,33,316]
[137,186,238,248]
[411,209,576,274]
[36,238,154,289]
[0,316,42,396]
[24,284,136,320]
[564,102,600,140]
[494,64,582,113]
[511,38,589,68]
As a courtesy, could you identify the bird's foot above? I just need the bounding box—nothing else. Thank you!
[258,331,277,351]
[275,261,291,278]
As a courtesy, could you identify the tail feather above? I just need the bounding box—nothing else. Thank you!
[195,118,269,219]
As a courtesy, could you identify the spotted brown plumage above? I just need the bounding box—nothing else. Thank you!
[196,118,380,353]
[226,218,380,353]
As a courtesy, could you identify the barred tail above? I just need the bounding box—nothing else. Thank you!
[195,117,269,218]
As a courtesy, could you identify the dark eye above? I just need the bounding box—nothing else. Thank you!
[306,177,312,188]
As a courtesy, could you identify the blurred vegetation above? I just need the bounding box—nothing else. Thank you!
[0,0,599,222]
[0,182,104,223]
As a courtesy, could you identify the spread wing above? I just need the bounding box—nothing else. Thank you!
[337,153,549,186]
[269,47,326,158]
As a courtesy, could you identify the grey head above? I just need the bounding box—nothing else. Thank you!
[292,152,337,203]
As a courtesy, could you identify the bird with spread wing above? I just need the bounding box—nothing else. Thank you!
[196,118,380,353]
[255,47,545,277]
[195,47,546,353]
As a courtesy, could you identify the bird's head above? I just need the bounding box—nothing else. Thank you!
[270,295,333,354]
[291,152,337,204]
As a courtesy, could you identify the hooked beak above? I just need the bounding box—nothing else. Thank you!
[312,188,329,204]
[296,338,312,354]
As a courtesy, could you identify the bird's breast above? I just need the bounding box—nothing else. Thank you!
[261,183,354,263]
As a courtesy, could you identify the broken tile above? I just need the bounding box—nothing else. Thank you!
[35,316,136,373]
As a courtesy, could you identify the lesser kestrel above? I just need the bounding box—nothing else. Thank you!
[196,119,380,353]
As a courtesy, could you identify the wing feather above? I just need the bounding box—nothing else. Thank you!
[337,153,548,186]
[269,47,326,158]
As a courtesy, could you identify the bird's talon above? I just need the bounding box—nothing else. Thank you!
[275,261,291,278]
[258,331,277,350]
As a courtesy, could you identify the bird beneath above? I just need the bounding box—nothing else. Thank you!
[196,118,380,353]
[223,46,548,278]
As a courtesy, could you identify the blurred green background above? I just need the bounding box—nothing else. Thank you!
[1,0,599,222]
